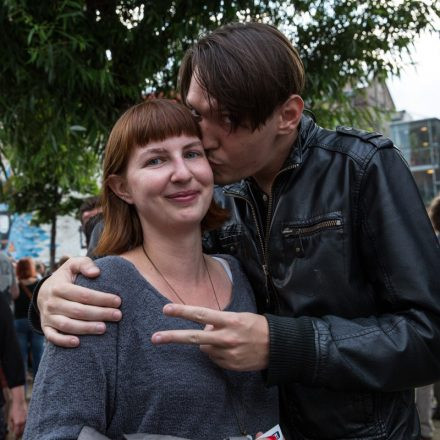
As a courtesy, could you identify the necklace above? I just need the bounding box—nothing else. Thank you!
[141,243,249,437]
[141,243,221,310]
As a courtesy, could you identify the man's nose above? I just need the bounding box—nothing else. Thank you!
[199,119,218,151]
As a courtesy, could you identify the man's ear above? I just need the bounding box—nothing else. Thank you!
[107,174,133,204]
[278,95,304,135]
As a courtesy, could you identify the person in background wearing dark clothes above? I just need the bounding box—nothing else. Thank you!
[429,194,440,422]
[415,195,440,439]
[14,258,44,379]
[0,294,27,439]
[79,196,103,251]
[0,250,18,310]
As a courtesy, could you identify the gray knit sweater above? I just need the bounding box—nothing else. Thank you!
[24,255,278,440]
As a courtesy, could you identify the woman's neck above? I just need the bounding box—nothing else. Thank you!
[124,224,206,282]
[121,224,231,309]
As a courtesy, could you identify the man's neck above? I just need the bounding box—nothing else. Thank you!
[253,130,298,195]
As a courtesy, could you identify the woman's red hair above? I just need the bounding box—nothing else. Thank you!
[94,99,228,256]
[16,258,37,280]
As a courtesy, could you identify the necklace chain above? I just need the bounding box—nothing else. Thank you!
[141,243,248,436]
[141,243,221,310]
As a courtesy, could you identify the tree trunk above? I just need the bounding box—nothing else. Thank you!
[50,214,57,271]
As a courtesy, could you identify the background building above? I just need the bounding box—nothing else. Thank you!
[391,118,440,203]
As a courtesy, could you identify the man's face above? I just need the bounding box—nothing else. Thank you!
[185,74,283,185]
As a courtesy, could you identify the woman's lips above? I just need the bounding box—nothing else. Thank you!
[166,190,199,202]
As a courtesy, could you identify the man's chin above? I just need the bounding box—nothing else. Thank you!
[213,173,243,186]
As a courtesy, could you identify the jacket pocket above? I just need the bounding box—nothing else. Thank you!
[277,212,345,301]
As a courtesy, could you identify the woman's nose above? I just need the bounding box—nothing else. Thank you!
[170,159,192,182]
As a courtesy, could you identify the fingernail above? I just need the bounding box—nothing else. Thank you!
[152,334,162,344]
[163,304,174,313]
[113,296,121,306]
[112,310,122,320]
[70,337,79,347]
[96,323,106,333]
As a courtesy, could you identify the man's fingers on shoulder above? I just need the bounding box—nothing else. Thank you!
[43,326,80,348]
[48,282,121,310]
[64,256,100,278]
[68,284,122,308]
[51,314,110,335]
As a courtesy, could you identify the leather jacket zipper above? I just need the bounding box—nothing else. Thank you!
[282,219,342,237]
[262,163,299,308]
[226,163,300,307]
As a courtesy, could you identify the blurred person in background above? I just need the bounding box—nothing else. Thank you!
[79,196,103,253]
[0,250,18,310]
[415,194,440,439]
[428,194,440,422]
[14,258,44,380]
[56,256,70,269]
[34,261,46,280]
[0,294,27,439]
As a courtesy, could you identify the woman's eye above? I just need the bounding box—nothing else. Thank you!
[185,151,203,159]
[146,157,164,166]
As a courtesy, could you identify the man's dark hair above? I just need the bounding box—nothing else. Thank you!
[429,194,440,232]
[179,21,305,131]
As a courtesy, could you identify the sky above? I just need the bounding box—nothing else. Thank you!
[387,31,440,120]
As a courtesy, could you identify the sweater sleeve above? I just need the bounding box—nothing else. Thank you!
[0,294,25,389]
[23,274,119,440]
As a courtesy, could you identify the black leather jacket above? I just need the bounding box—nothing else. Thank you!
[205,115,440,439]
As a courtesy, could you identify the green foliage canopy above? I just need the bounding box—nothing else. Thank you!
[0,0,438,260]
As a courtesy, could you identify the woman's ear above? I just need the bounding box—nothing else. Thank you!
[107,174,133,204]
[278,94,304,135]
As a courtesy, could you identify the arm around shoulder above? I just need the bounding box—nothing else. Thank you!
[24,272,119,439]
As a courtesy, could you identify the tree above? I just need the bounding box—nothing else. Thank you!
[0,1,438,265]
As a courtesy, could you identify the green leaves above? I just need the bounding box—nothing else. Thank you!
[0,0,438,225]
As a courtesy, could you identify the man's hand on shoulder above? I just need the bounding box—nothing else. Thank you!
[37,256,122,348]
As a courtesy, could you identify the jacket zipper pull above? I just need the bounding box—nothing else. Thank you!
[262,264,271,305]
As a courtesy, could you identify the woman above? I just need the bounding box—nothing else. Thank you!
[24,100,278,439]
[14,258,45,378]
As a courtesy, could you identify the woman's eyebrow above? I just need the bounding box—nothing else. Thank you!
[182,141,203,149]
[142,147,167,155]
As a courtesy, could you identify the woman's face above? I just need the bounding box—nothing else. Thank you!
[117,135,214,233]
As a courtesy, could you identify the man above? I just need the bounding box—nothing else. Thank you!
[31,22,440,439]
[0,249,18,309]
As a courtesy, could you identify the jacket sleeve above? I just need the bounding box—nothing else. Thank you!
[0,294,25,388]
[28,219,105,334]
[266,145,440,391]
[23,276,118,439]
